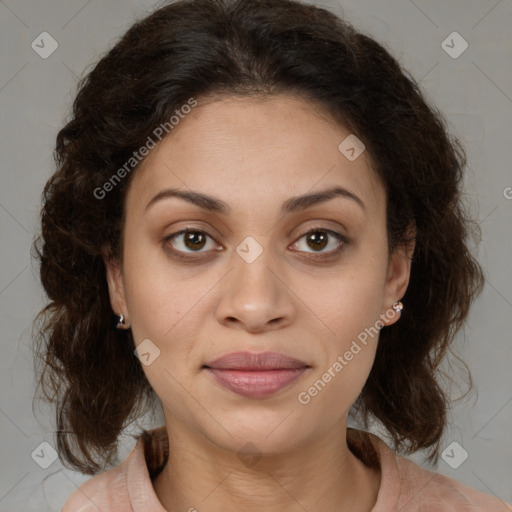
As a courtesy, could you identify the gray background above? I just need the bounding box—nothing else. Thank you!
[1,0,511,510]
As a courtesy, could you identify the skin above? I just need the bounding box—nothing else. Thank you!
[105,94,415,512]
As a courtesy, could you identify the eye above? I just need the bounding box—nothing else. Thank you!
[164,229,218,254]
[290,227,347,255]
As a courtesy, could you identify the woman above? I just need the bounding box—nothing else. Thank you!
[33,0,510,510]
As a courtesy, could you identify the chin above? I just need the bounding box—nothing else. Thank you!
[197,410,309,456]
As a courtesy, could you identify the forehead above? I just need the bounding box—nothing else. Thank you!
[125,94,385,219]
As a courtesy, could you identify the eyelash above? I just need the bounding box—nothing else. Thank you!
[162,226,348,261]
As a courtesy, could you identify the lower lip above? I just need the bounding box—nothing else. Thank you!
[205,368,308,399]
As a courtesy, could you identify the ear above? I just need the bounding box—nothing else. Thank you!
[103,255,129,326]
[380,224,416,327]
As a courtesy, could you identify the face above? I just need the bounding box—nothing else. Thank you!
[105,94,414,455]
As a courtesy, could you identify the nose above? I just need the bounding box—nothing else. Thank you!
[215,240,296,333]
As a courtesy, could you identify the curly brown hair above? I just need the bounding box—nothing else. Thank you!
[32,0,484,475]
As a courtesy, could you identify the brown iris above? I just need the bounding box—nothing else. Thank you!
[306,231,328,251]
[183,231,207,251]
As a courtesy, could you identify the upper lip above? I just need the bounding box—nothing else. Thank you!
[204,351,310,370]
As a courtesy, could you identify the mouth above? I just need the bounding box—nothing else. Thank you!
[203,351,311,399]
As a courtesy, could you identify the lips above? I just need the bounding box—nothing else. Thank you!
[203,351,310,399]
[204,351,309,371]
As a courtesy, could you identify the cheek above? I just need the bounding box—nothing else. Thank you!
[121,241,215,387]
[295,281,382,423]
[126,275,207,363]
[302,261,386,348]
[292,262,385,411]
[121,235,198,335]
[296,342,377,433]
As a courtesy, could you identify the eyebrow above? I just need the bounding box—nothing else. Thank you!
[144,185,366,215]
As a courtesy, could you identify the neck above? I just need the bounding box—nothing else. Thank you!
[152,418,380,512]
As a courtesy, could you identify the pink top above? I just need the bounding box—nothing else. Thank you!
[61,427,510,511]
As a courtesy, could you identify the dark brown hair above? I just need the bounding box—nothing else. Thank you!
[33,0,484,474]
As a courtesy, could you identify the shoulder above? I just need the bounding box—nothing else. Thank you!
[357,429,511,511]
[61,427,168,512]
[61,460,130,512]
[405,458,511,510]
[61,437,141,512]
[396,455,510,511]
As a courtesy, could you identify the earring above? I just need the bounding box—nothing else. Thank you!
[392,301,403,314]
[117,314,126,329]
